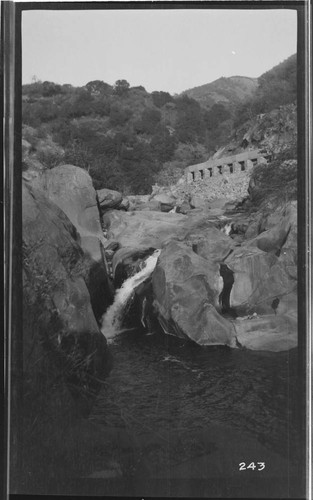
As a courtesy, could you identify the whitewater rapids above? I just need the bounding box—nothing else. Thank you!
[101,249,161,342]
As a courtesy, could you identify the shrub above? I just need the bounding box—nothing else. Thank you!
[249,146,297,204]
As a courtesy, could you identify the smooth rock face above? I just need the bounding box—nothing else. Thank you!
[127,194,150,210]
[152,193,176,212]
[189,195,209,210]
[119,197,130,211]
[97,187,123,211]
[152,241,235,347]
[186,226,236,263]
[102,209,227,251]
[134,200,162,211]
[30,165,106,263]
[231,201,298,316]
[233,311,297,351]
[102,209,188,249]
[246,211,293,254]
[22,182,111,415]
[225,246,296,315]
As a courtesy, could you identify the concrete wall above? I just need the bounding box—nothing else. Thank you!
[185,150,270,183]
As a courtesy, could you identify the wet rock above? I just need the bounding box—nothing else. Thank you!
[97,187,123,211]
[112,246,156,288]
[234,312,297,351]
[152,241,235,347]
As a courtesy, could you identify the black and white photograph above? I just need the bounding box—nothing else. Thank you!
[3,2,311,498]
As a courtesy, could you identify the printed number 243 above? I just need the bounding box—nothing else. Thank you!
[239,462,265,471]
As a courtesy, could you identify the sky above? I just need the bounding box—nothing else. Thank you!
[22,8,297,94]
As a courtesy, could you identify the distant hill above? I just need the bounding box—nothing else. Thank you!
[182,76,258,109]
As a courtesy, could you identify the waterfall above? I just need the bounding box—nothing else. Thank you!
[221,223,232,236]
[101,249,161,342]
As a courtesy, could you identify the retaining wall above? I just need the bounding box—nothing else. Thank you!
[185,150,269,183]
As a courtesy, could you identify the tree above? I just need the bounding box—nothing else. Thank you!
[109,103,132,126]
[134,108,161,135]
[204,103,231,130]
[174,95,204,143]
[150,126,176,162]
[114,79,130,96]
[85,80,112,95]
[42,81,62,97]
[151,91,173,108]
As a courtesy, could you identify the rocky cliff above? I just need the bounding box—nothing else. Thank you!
[20,168,114,492]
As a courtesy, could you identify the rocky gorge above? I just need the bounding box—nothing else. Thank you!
[19,95,299,494]
[100,179,297,352]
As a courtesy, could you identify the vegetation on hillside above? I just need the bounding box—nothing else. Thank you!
[233,54,297,128]
[22,53,297,195]
[183,75,258,109]
[22,80,215,193]
[249,144,297,206]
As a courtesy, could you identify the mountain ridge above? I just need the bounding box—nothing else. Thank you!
[182,75,259,109]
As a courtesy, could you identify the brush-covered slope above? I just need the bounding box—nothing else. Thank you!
[22,54,296,196]
[182,76,258,109]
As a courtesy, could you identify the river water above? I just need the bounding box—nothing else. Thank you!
[89,326,301,497]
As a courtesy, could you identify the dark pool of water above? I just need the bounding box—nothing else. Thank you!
[88,327,302,497]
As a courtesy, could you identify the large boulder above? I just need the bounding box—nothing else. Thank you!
[152,241,235,347]
[151,193,176,212]
[22,182,112,490]
[133,199,162,212]
[189,195,210,210]
[102,209,188,249]
[102,209,225,251]
[97,187,123,212]
[233,310,297,351]
[119,197,130,211]
[279,219,297,280]
[23,182,111,398]
[225,246,297,315]
[31,165,106,264]
[185,226,236,263]
[127,194,150,210]
[246,203,296,254]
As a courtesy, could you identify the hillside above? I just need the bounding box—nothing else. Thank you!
[182,75,258,109]
[152,103,297,210]
[22,81,221,194]
[22,54,297,196]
